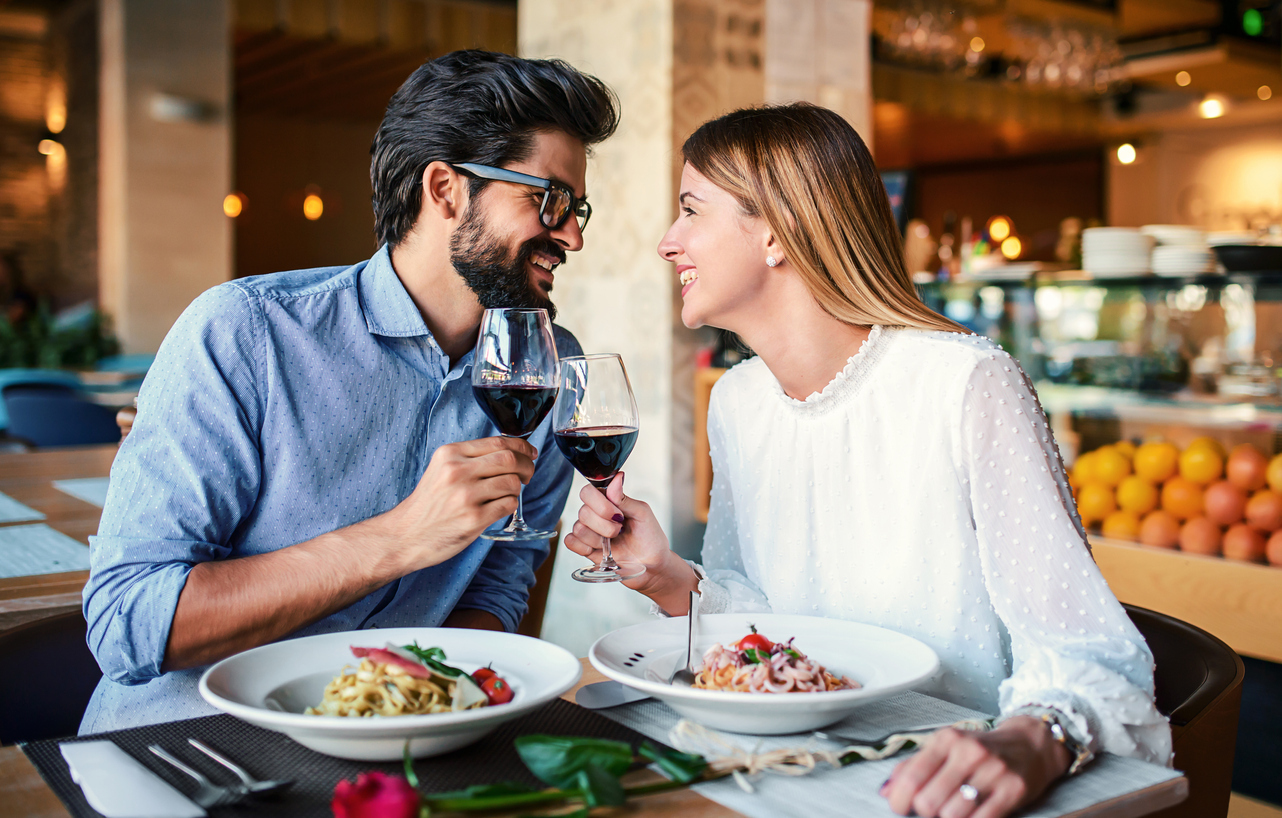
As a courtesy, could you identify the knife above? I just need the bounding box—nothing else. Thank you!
[575,680,652,709]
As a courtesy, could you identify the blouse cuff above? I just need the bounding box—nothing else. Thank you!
[997,694,1099,754]
[647,561,732,618]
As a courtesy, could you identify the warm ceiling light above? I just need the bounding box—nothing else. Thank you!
[1199,95,1226,118]
[1000,236,1023,260]
[303,193,324,220]
[223,193,244,218]
[987,216,1012,242]
[970,36,985,52]
[1117,143,1137,164]
[37,138,59,155]
[1175,71,1191,87]
[1260,86,1273,101]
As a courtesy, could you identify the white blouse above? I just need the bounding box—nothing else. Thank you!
[687,327,1171,765]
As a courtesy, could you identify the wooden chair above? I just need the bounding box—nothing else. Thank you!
[0,611,102,745]
[1123,603,1245,818]
[517,523,561,638]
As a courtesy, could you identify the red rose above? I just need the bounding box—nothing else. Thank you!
[332,772,421,818]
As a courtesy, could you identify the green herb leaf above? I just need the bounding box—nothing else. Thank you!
[638,741,708,784]
[402,642,463,677]
[784,648,802,661]
[743,648,764,664]
[514,735,633,789]
[577,763,626,808]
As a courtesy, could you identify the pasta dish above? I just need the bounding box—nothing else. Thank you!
[692,628,859,694]
[306,643,508,717]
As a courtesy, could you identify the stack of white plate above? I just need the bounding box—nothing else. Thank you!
[1207,231,1257,246]
[1141,224,1207,247]
[1152,245,1216,276]
[1082,227,1154,276]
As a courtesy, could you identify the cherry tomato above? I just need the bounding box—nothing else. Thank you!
[472,666,497,684]
[736,629,773,653]
[480,675,513,705]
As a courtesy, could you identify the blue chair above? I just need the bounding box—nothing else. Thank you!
[3,385,121,447]
[0,368,82,431]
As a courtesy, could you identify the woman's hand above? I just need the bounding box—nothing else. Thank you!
[562,473,699,612]
[881,716,1072,818]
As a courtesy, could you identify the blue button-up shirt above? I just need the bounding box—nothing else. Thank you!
[80,246,580,732]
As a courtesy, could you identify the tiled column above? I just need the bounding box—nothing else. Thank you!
[99,0,231,353]
[521,0,869,655]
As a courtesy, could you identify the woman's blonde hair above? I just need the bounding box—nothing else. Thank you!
[682,103,969,335]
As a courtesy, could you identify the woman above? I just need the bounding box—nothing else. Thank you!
[563,104,1171,818]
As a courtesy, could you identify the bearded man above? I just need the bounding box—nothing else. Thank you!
[81,51,619,731]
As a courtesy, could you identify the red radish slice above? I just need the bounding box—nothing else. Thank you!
[350,646,431,678]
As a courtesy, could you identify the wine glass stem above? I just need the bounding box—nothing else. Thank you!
[512,478,528,529]
[596,486,619,570]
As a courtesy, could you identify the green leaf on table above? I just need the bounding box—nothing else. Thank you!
[516,808,591,818]
[402,740,420,788]
[576,763,626,808]
[424,781,540,801]
[638,741,708,784]
[514,735,633,789]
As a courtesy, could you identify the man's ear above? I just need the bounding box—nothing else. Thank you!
[422,161,466,221]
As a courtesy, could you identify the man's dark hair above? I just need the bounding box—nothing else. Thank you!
[371,50,620,248]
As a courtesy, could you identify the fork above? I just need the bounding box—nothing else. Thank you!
[187,738,293,795]
[148,745,247,809]
[667,590,699,686]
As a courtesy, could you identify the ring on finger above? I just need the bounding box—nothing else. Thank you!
[958,784,980,802]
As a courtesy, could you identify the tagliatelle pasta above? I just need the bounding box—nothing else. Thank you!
[692,633,859,694]
[306,643,499,717]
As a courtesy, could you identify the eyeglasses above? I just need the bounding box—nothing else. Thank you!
[450,162,591,232]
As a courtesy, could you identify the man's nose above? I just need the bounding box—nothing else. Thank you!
[552,217,585,253]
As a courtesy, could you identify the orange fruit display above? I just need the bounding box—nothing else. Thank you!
[1226,444,1269,492]
[1075,482,1117,526]
[1268,454,1282,493]
[1268,530,1282,566]
[1246,490,1282,532]
[1101,510,1141,541]
[1179,516,1222,555]
[1071,451,1097,485]
[1116,475,1159,516]
[1160,476,1204,520]
[1091,447,1132,488]
[1139,510,1181,548]
[1203,480,1248,526]
[1178,445,1224,485]
[1113,440,1137,460]
[1187,436,1227,458]
[1133,442,1179,483]
[1223,524,1267,562]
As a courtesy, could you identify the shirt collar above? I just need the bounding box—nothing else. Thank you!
[359,244,432,338]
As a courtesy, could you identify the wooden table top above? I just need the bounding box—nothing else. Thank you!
[0,445,115,606]
[0,659,1186,818]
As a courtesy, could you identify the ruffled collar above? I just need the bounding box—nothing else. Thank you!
[769,326,888,412]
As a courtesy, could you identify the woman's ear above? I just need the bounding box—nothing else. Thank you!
[422,161,465,222]
[764,234,786,269]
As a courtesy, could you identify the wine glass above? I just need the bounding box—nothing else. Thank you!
[552,354,644,583]
[472,308,560,541]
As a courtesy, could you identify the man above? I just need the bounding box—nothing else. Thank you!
[81,51,619,732]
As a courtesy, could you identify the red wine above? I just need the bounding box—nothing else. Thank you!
[473,385,558,438]
[555,426,639,487]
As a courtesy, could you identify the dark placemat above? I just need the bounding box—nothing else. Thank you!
[24,698,660,817]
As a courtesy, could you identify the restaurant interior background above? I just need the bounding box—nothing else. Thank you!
[1,0,1281,810]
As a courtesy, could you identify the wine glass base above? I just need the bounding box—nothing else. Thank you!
[571,563,646,583]
[481,526,558,542]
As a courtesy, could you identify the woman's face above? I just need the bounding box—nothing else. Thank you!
[658,163,772,330]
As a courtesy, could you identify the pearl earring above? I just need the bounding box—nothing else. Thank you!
[766,255,779,268]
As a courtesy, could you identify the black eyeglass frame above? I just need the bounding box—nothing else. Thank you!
[450,162,591,232]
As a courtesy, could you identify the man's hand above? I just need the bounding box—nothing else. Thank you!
[382,437,537,572]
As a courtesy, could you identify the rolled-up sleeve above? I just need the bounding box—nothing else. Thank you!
[85,284,264,684]
[452,327,581,631]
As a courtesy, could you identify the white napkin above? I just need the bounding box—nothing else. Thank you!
[60,741,206,818]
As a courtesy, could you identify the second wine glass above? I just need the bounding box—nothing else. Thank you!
[472,308,559,541]
[553,354,644,583]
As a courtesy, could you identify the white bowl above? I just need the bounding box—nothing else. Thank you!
[589,614,939,736]
[199,628,581,761]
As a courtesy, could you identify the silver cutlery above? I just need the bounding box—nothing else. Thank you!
[576,680,652,709]
[668,590,699,686]
[148,745,246,809]
[187,739,294,796]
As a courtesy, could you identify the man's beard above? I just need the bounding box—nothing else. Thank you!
[449,196,563,320]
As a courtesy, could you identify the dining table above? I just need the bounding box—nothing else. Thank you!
[0,445,1189,818]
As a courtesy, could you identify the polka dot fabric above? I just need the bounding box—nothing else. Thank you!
[690,327,1171,765]
[80,246,580,734]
